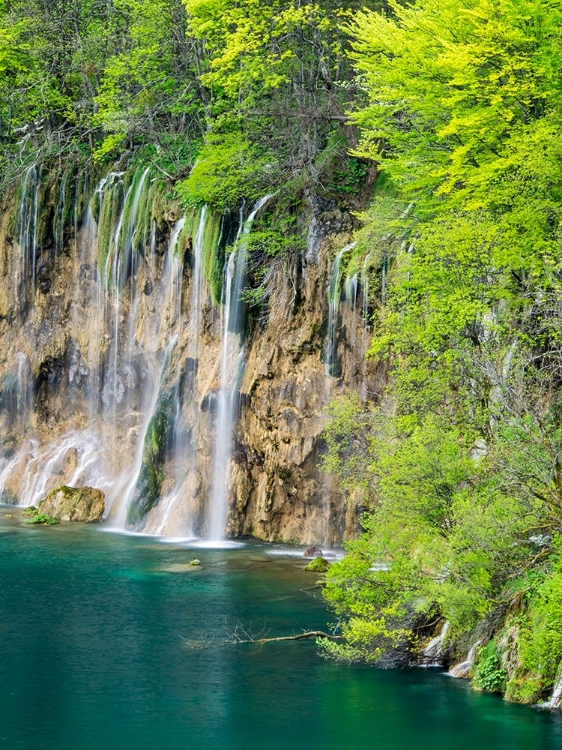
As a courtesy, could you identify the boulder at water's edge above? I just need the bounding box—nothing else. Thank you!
[39,486,105,522]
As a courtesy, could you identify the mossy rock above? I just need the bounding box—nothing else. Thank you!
[304,557,331,573]
[504,673,544,704]
[39,485,105,523]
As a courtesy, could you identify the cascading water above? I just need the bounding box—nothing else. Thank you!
[0,159,371,546]
[114,334,179,530]
[344,272,359,354]
[449,640,481,679]
[549,667,562,710]
[420,621,450,667]
[0,165,192,523]
[325,243,355,389]
[361,253,372,346]
[17,164,40,304]
[208,195,272,541]
[138,207,209,537]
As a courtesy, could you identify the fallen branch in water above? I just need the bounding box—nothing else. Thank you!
[181,621,342,649]
[234,630,342,644]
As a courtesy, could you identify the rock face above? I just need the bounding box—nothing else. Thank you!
[0,165,382,545]
[39,486,105,522]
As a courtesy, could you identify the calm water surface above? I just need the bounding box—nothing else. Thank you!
[1,508,561,750]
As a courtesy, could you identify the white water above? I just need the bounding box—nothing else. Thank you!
[208,195,272,540]
[114,335,178,528]
[3,166,370,545]
[143,205,208,537]
[344,272,359,354]
[0,430,108,509]
[326,244,353,379]
[361,253,372,347]
[542,660,562,709]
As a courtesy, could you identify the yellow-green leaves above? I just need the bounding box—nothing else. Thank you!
[184,0,342,109]
[349,0,562,204]
[177,131,274,209]
[0,19,31,76]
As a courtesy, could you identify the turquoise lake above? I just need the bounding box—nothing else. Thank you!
[1,508,561,750]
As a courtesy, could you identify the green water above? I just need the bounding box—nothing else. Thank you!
[1,510,561,749]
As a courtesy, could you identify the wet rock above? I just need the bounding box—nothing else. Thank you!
[0,178,377,545]
[39,485,105,522]
[0,488,19,505]
[61,446,79,476]
[304,546,323,558]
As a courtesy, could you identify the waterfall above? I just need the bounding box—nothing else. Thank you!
[17,164,40,305]
[420,621,450,667]
[545,660,562,709]
[344,272,359,358]
[359,253,373,400]
[361,253,371,344]
[0,165,193,525]
[113,214,186,526]
[208,195,272,541]
[448,640,481,679]
[344,273,359,311]
[113,336,178,529]
[326,243,355,381]
[2,166,331,543]
[142,206,208,537]
[189,205,207,361]
[53,171,67,256]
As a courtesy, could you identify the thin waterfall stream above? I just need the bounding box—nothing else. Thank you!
[209,195,272,540]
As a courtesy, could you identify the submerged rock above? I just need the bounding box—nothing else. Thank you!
[39,485,105,522]
[159,563,202,573]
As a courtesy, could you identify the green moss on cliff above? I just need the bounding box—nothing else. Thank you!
[126,391,172,527]
[202,209,225,305]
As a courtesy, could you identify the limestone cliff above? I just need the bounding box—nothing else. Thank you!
[0,164,379,545]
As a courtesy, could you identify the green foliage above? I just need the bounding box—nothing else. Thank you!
[505,539,562,699]
[304,557,331,573]
[201,208,224,305]
[326,157,369,196]
[321,0,562,676]
[322,397,562,662]
[0,0,373,212]
[127,387,172,526]
[472,641,508,694]
[177,132,275,210]
[93,0,203,168]
[0,14,31,76]
[23,507,59,525]
[184,0,350,114]
[346,0,562,416]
